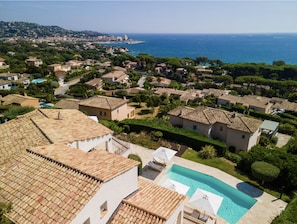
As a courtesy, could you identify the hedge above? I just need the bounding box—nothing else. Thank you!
[128,154,142,175]
[120,119,227,156]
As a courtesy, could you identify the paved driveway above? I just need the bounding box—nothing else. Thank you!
[276,132,291,148]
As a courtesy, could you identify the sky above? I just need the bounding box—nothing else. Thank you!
[1,1,297,34]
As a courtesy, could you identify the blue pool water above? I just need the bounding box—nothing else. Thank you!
[31,78,46,84]
[166,164,256,224]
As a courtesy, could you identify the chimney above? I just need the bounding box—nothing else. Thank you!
[57,112,62,120]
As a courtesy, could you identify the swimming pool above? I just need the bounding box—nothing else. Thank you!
[31,78,46,84]
[166,164,257,224]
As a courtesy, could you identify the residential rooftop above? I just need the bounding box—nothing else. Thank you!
[54,98,81,110]
[0,143,138,223]
[0,109,112,164]
[79,95,127,110]
[169,106,262,133]
[1,94,38,106]
[110,177,185,223]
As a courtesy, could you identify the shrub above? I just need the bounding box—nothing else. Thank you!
[99,119,123,134]
[198,145,217,159]
[128,154,142,175]
[0,201,12,224]
[120,118,227,156]
[271,197,297,224]
[228,146,236,153]
[279,123,296,135]
[225,151,242,164]
[152,131,163,140]
[271,136,278,145]
[259,136,271,147]
[237,145,297,192]
[251,161,280,185]
[122,124,130,133]
[3,106,35,121]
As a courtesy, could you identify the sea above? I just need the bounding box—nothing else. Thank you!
[107,33,297,65]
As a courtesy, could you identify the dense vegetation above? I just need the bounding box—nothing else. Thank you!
[272,197,297,224]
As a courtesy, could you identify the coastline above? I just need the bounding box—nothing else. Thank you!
[98,40,145,45]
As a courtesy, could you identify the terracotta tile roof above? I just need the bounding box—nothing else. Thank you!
[0,109,112,164]
[101,70,126,79]
[85,78,102,87]
[0,146,103,224]
[32,109,112,144]
[0,80,11,85]
[0,110,50,164]
[79,95,127,110]
[201,88,230,97]
[169,106,262,133]
[218,94,272,109]
[0,73,18,77]
[55,98,81,110]
[31,144,139,182]
[110,202,166,224]
[112,177,185,222]
[1,94,38,105]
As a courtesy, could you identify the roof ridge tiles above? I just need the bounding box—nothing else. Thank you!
[202,108,211,124]
[121,199,167,221]
[26,149,103,183]
[238,116,253,133]
[30,118,54,144]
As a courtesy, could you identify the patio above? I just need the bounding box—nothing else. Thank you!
[122,142,287,224]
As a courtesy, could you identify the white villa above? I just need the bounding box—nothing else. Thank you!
[0,109,186,224]
[168,106,263,152]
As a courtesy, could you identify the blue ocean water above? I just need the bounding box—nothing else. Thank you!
[109,33,297,65]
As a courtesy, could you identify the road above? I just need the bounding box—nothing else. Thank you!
[54,78,80,96]
[138,75,147,88]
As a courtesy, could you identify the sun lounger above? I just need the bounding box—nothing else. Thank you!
[148,161,165,172]
[153,157,167,166]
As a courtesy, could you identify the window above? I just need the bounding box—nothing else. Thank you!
[242,135,245,139]
[100,201,108,218]
[100,111,102,116]
[220,126,223,131]
[193,125,197,130]
[104,112,106,116]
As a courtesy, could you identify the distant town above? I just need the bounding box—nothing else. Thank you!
[0,21,296,224]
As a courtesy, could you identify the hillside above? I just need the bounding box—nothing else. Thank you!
[0,21,105,39]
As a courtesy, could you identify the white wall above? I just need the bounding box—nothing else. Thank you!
[68,134,112,152]
[183,120,210,137]
[168,115,183,127]
[71,166,138,224]
[226,128,250,152]
[247,128,261,151]
[165,202,185,224]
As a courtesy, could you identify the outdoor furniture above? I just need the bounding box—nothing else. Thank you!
[199,213,209,222]
[152,147,176,165]
[189,188,223,215]
[161,178,190,195]
[206,217,216,224]
[148,161,165,172]
[153,157,167,166]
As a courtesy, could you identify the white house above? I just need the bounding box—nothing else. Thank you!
[0,80,11,90]
[0,108,186,224]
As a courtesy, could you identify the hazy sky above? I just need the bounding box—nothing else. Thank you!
[1,1,297,34]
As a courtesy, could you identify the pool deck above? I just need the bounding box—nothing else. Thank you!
[122,143,287,224]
